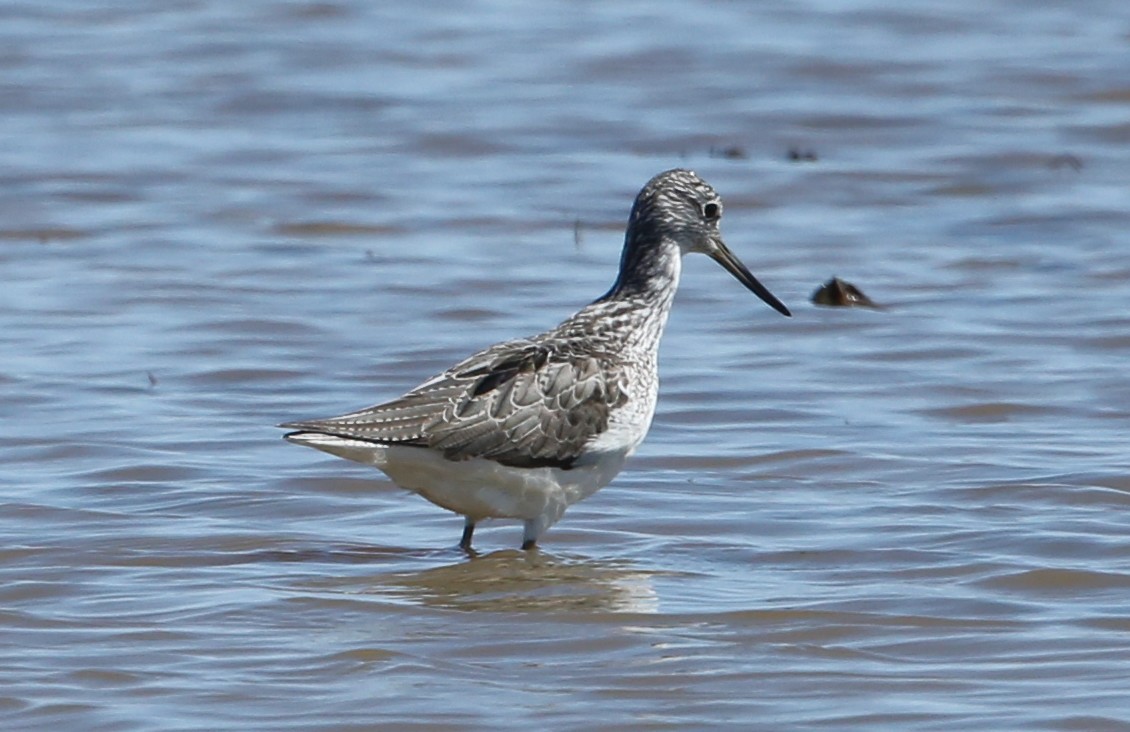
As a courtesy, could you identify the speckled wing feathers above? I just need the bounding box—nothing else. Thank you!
[281,336,628,469]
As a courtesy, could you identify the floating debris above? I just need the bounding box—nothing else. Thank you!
[787,147,818,163]
[1048,153,1083,172]
[709,145,748,160]
[811,277,879,308]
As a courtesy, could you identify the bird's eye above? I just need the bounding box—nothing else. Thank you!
[702,201,721,220]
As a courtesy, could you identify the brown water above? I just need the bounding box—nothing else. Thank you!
[3,1,1130,730]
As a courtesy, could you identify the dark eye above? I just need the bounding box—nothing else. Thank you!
[702,201,721,220]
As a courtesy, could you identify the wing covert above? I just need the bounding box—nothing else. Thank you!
[281,338,627,469]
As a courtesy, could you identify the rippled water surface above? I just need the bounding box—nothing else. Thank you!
[4,1,1130,730]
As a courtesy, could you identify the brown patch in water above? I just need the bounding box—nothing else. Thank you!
[811,277,880,308]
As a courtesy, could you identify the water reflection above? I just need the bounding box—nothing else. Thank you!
[295,548,661,614]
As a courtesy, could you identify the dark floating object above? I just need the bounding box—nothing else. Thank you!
[811,277,878,308]
[1048,153,1083,172]
[787,147,818,163]
[709,145,748,160]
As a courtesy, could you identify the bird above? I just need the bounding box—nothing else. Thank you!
[281,169,791,553]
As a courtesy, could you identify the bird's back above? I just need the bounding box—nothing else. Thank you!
[281,305,658,470]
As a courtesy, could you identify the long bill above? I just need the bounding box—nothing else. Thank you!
[709,240,792,317]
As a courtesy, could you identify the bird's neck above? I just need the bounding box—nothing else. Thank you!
[581,236,682,353]
[597,236,682,310]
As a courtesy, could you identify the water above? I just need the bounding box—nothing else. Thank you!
[3,1,1130,729]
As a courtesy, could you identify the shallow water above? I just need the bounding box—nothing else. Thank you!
[3,1,1130,729]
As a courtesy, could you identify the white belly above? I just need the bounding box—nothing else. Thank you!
[285,433,631,527]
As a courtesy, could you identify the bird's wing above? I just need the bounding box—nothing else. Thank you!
[281,338,627,469]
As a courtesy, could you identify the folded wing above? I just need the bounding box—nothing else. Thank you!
[281,338,627,469]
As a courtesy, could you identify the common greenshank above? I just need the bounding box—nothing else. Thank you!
[281,169,790,552]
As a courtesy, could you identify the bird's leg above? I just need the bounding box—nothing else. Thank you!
[521,519,541,551]
[459,518,475,554]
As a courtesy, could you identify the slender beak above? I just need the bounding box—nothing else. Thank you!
[708,239,791,316]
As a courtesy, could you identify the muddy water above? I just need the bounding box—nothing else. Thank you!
[3,1,1130,730]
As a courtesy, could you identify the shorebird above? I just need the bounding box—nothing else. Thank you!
[281,169,790,552]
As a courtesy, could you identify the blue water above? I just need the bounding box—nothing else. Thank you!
[3,1,1130,729]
